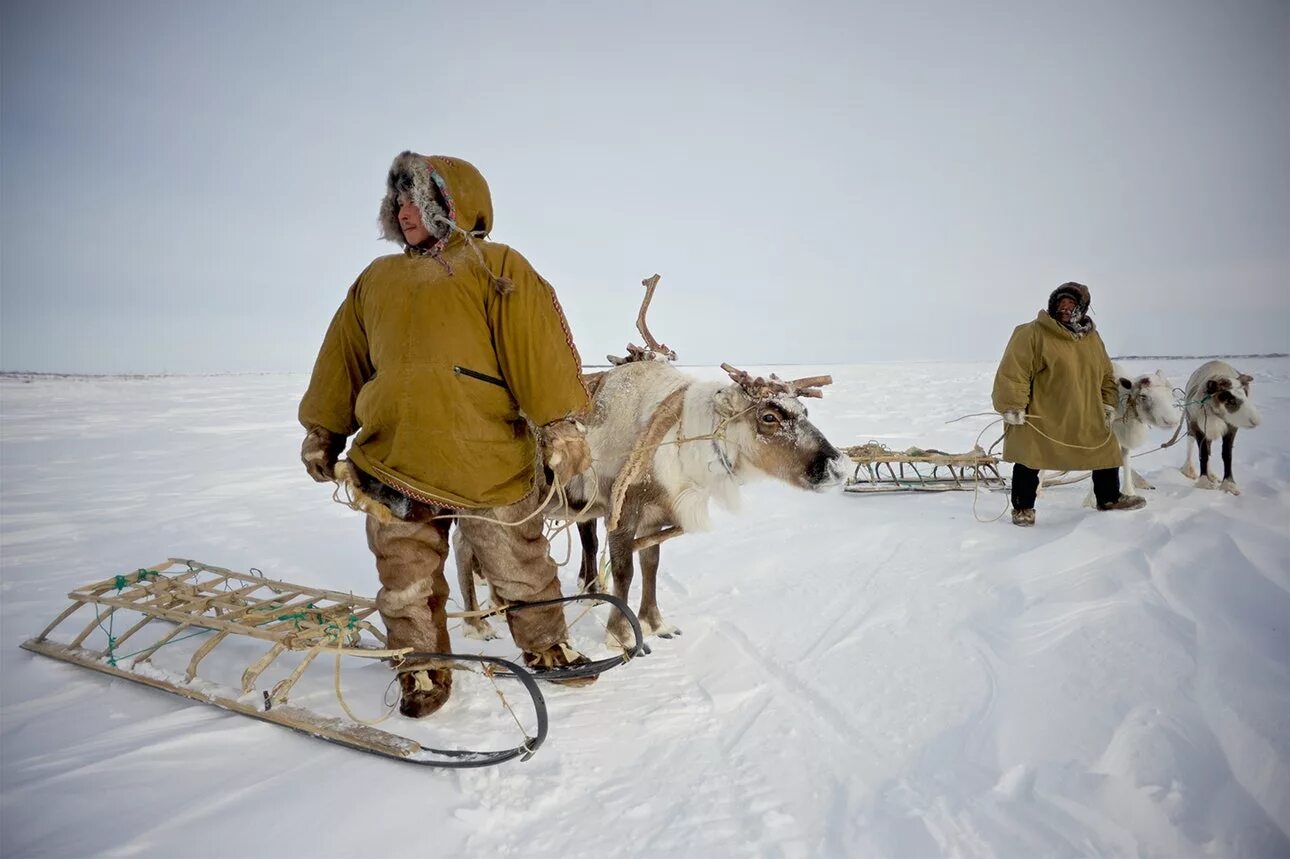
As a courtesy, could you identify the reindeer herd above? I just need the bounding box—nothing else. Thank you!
[455,278,1265,649]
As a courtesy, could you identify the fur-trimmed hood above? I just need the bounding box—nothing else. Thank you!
[1046,281,1096,335]
[378,152,495,249]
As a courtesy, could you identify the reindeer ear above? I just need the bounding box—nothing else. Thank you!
[1119,377,1132,390]
[1206,379,1220,394]
[1139,377,1151,387]
[1238,373,1253,386]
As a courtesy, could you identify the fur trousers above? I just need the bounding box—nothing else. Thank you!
[362,469,569,660]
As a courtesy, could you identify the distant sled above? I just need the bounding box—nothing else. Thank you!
[842,442,1007,494]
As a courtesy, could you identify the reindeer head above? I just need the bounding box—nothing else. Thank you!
[716,364,846,490]
[1204,372,1261,429]
[1117,368,1181,429]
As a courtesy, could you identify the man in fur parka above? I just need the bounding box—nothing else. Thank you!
[992,282,1146,526]
[299,152,594,717]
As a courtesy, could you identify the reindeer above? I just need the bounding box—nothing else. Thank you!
[453,276,845,646]
[1179,360,1261,495]
[455,360,846,644]
[1083,364,1182,507]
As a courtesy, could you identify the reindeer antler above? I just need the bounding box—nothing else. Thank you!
[777,372,834,399]
[720,363,833,399]
[635,274,675,360]
[608,274,677,365]
[607,343,657,366]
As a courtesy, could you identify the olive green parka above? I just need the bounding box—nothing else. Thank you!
[992,302,1121,471]
[299,155,589,508]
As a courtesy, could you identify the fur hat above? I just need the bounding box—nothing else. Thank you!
[378,151,454,248]
[1046,281,1095,334]
[1047,282,1090,317]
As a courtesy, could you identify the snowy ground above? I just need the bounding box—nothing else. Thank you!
[2,359,1287,858]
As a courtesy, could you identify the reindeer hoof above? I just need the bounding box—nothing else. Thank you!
[1220,479,1242,496]
[1181,465,1198,479]
[463,622,498,641]
[649,623,682,639]
[1195,476,1219,490]
[606,627,645,654]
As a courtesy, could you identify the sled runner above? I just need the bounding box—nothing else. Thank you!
[21,559,644,768]
[842,442,1007,494]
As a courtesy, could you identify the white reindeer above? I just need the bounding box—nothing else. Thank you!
[1179,360,1261,495]
[1082,364,1182,507]
[455,359,847,645]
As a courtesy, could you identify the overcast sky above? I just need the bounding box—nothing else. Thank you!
[2,0,1287,374]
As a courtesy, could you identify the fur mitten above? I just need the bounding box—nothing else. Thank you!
[301,426,346,482]
[540,419,591,486]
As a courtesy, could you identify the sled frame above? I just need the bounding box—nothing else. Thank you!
[19,558,551,767]
[842,443,1008,494]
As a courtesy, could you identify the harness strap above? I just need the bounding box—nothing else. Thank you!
[607,386,688,531]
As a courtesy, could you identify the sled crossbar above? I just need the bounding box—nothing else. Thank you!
[842,443,1007,494]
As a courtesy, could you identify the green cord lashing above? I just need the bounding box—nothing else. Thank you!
[100,570,159,664]
[322,614,361,642]
[113,569,158,592]
[94,604,119,666]
[277,603,326,630]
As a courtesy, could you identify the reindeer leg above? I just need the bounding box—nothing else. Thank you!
[1180,431,1198,479]
[636,543,679,639]
[605,520,640,652]
[1220,427,1240,495]
[1194,430,1218,489]
[454,531,497,640]
[577,520,601,594]
[1121,447,1137,497]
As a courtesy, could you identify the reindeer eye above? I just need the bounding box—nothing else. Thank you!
[760,413,779,424]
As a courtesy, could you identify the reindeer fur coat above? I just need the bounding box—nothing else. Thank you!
[992,310,1121,471]
[299,154,589,508]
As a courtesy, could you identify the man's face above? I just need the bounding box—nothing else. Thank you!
[397,198,432,247]
[1054,296,1078,323]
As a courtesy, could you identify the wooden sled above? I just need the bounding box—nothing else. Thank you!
[842,442,1007,494]
[19,559,626,768]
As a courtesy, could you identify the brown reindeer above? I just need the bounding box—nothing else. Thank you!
[454,359,845,647]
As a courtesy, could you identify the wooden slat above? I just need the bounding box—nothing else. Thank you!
[110,614,159,651]
[130,622,196,666]
[185,630,232,682]
[172,562,377,609]
[70,559,184,596]
[74,595,283,642]
[70,606,113,648]
[242,642,288,693]
[32,601,86,643]
[219,591,302,623]
[269,647,323,704]
[72,562,197,600]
